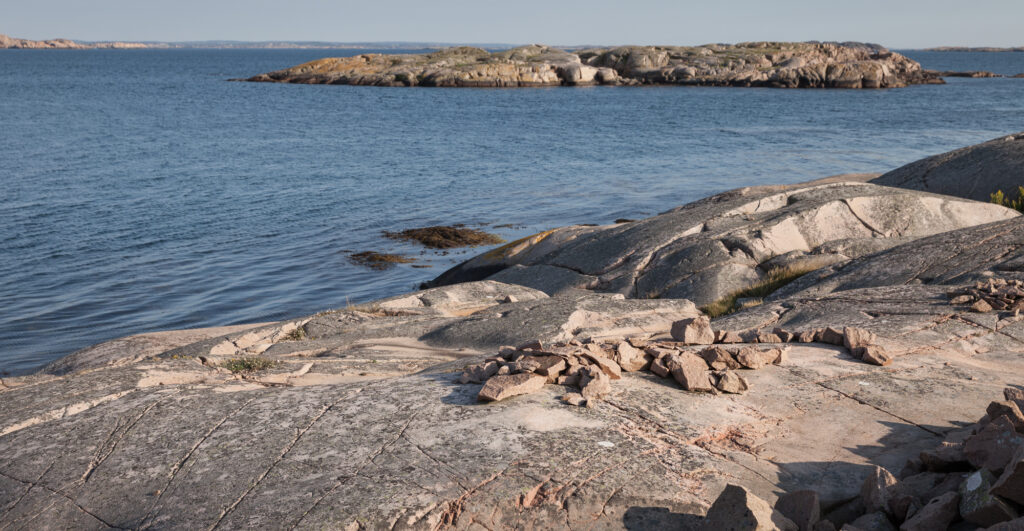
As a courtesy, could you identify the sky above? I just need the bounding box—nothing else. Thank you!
[2,0,1022,49]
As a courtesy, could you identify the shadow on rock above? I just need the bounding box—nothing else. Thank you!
[623,506,703,530]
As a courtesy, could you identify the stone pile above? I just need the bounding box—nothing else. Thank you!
[702,388,1024,530]
[458,316,893,405]
[949,278,1024,315]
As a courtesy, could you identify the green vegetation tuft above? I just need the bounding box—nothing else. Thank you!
[282,327,307,341]
[991,186,1024,213]
[701,264,819,318]
[222,357,279,374]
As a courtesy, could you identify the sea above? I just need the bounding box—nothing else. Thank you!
[2,48,1023,374]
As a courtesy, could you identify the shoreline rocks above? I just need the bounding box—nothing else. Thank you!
[5,134,1024,528]
[242,42,942,89]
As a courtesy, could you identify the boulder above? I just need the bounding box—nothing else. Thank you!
[737,347,782,369]
[775,489,821,531]
[992,445,1024,504]
[861,466,899,513]
[960,469,1018,527]
[478,373,547,402]
[671,316,716,345]
[668,352,714,392]
[579,366,612,401]
[704,484,799,531]
[855,346,893,367]
[613,341,648,372]
[965,416,1024,473]
[899,491,959,531]
[987,401,1024,432]
[715,371,750,394]
[849,512,896,531]
[843,327,877,350]
[700,346,741,370]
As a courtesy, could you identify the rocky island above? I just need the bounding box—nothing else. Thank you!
[243,42,943,89]
[3,133,1024,529]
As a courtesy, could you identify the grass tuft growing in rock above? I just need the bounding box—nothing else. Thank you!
[701,264,819,318]
[281,327,306,341]
[990,186,1024,213]
[383,225,505,249]
[221,357,279,373]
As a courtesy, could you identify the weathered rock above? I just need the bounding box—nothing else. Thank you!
[818,327,847,346]
[862,466,899,513]
[614,341,648,371]
[579,366,612,401]
[855,346,893,367]
[775,489,821,531]
[247,42,939,90]
[849,511,896,531]
[459,361,500,383]
[984,517,1024,530]
[974,299,996,313]
[992,445,1024,504]
[920,442,969,472]
[872,132,1024,202]
[965,416,1024,473]
[671,316,716,345]
[737,347,781,369]
[960,469,1018,527]
[899,491,959,531]
[668,352,714,392]
[650,355,671,378]
[478,373,547,402]
[428,182,1014,307]
[704,484,799,531]
[1005,387,1024,410]
[530,356,567,382]
[561,392,586,407]
[581,351,622,380]
[718,330,744,343]
[843,327,877,351]
[700,346,741,370]
[988,401,1024,432]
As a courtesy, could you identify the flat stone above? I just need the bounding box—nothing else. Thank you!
[478,373,547,402]
[965,415,1024,473]
[703,484,799,531]
[960,469,1018,527]
[861,465,898,513]
[899,491,959,531]
[671,316,716,345]
[992,444,1024,505]
[775,489,820,531]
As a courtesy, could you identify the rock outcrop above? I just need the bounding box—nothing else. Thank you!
[427,181,1017,307]
[243,42,942,88]
[872,131,1024,202]
[5,135,1024,529]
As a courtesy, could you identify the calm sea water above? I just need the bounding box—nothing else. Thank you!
[2,48,1023,374]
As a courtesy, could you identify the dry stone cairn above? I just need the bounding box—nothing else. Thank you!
[949,277,1024,316]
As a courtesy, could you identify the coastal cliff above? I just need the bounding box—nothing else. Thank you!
[3,134,1024,529]
[244,42,943,88]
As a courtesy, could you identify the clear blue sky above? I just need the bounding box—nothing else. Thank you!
[3,0,1021,48]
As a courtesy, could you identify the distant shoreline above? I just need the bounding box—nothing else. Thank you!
[4,34,1022,52]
